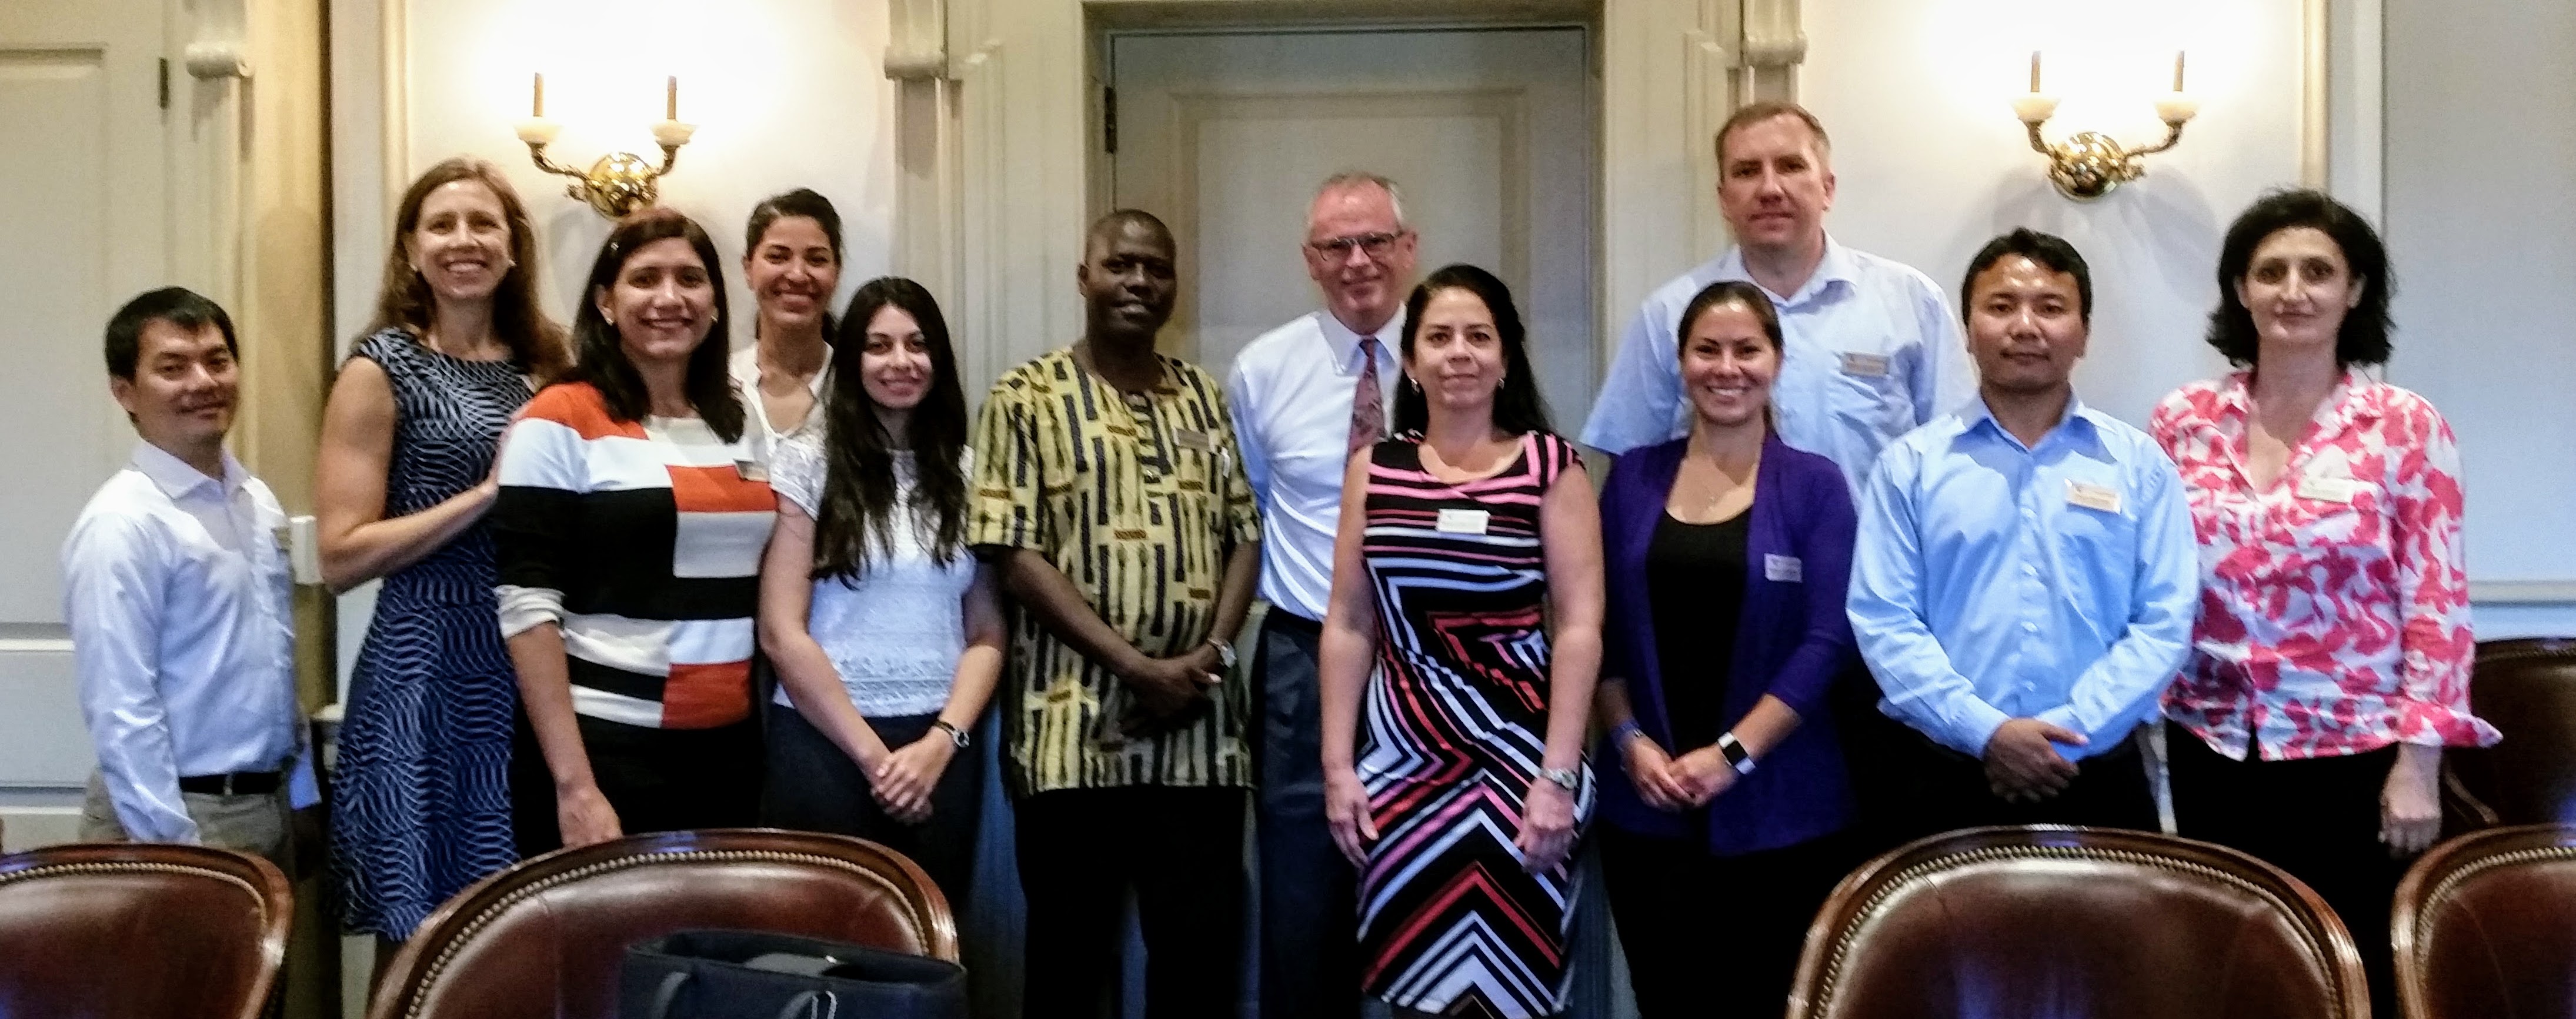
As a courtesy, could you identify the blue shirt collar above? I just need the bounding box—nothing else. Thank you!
[1318,308,1405,375]
[1962,390,2104,452]
[1715,234,1858,309]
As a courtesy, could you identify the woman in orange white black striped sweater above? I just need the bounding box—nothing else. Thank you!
[493,209,776,854]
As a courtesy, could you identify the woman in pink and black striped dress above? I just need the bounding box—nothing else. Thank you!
[1317,264,1604,1018]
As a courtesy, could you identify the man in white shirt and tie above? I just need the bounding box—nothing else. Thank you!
[1226,171,1416,1019]
[63,287,301,865]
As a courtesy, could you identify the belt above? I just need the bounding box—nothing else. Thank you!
[178,771,282,796]
[1264,609,1323,637]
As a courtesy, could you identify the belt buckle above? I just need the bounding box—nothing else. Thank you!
[215,773,238,796]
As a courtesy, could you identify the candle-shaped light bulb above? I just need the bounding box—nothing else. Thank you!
[2030,50,2042,93]
[532,72,544,117]
[666,75,678,120]
[2173,51,2186,92]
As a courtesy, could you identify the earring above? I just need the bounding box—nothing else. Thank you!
[1406,376,1422,391]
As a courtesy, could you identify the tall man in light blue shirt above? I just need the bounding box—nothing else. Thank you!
[1225,172,1414,1019]
[1583,101,1974,492]
[63,288,301,865]
[1847,230,2197,837]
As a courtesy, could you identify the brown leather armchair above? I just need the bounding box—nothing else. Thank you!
[0,842,293,1019]
[2445,638,2576,828]
[368,828,959,1019]
[2393,823,2576,1019]
[1788,826,2368,1019]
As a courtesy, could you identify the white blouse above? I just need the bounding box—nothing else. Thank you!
[770,435,977,717]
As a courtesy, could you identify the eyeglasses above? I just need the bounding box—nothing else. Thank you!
[1307,230,1407,262]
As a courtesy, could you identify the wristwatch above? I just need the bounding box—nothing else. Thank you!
[1538,766,1581,792]
[1716,731,1756,775]
[1204,636,1237,670]
[931,719,971,749]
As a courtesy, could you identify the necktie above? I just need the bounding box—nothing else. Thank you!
[1349,336,1385,456]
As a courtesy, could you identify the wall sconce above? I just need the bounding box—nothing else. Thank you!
[2012,51,2200,201]
[513,73,698,219]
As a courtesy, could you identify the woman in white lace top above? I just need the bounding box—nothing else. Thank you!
[756,276,1003,906]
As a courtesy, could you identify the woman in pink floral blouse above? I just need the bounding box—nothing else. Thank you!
[2150,189,2500,1013]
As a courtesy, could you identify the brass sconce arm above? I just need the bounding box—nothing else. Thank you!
[512,73,696,219]
[2014,50,2199,201]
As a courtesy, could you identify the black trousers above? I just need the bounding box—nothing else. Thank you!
[1015,784,1248,1019]
[2166,721,2405,1017]
[510,711,762,857]
[761,703,983,910]
[1881,723,2159,842]
[1254,611,1360,1019]
[1600,826,1864,1018]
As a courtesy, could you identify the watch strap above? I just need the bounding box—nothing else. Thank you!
[1716,731,1756,774]
[932,719,970,748]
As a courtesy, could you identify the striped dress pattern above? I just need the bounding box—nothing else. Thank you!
[492,383,775,730]
[331,329,529,938]
[1354,431,1596,1018]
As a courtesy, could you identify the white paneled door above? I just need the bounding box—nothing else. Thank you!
[0,0,172,810]
[1108,27,1599,429]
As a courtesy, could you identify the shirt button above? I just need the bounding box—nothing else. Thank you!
[2023,622,2040,633]
[2024,564,2040,577]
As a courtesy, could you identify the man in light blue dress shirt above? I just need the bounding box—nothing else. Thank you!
[1847,230,2197,838]
[1226,172,1414,1019]
[1582,101,1974,493]
[63,288,301,865]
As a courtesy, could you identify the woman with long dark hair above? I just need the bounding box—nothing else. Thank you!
[756,277,1002,903]
[318,156,567,947]
[2151,189,2495,1013]
[1318,264,1604,1018]
[492,209,773,853]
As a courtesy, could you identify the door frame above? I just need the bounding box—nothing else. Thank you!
[887,0,1808,400]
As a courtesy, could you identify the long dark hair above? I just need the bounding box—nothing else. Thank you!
[1392,264,1551,437]
[2207,189,2393,367]
[368,156,570,381]
[810,278,971,579]
[743,188,846,339]
[566,208,746,442]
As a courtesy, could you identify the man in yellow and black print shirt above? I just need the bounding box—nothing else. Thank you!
[969,208,1263,1018]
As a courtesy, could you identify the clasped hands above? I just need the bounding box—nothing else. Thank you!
[1324,766,1579,875]
[1617,735,1743,810]
[1111,642,1226,736]
[1981,718,2088,803]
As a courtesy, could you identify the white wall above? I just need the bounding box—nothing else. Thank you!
[1801,0,2301,427]
[1798,0,2575,636]
[402,0,899,332]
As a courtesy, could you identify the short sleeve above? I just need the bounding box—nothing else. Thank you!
[967,370,1047,552]
[770,433,828,518]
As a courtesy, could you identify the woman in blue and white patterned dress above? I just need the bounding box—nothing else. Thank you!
[316,157,566,954]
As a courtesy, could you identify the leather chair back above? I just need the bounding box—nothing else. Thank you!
[369,828,958,1019]
[1789,826,2367,1019]
[0,842,292,1019]
[2446,638,2576,827]
[2394,823,2576,1019]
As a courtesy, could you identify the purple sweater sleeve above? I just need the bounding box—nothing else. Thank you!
[1761,463,1860,719]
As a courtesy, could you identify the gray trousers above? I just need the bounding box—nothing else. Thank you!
[80,770,292,870]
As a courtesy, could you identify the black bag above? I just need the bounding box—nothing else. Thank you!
[619,929,969,1019]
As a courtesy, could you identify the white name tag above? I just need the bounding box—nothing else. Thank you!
[2296,474,2357,504]
[1173,427,1213,452]
[1764,553,1804,583]
[2065,480,2123,514]
[735,458,769,483]
[1840,352,1891,377]
[1436,508,1491,535]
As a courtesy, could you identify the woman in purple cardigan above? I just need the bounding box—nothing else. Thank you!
[1593,280,1863,1017]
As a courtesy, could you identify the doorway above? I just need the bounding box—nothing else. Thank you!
[1104,25,1601,429]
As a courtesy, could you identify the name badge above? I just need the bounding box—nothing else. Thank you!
[1436,508,1491,535]
[1173,428,1213,452]
[1764,553,1804,583]
[1840,352,1891,377]
[2065,480,2123,514]
[2296,474,2357,504]
[735,458,769,483]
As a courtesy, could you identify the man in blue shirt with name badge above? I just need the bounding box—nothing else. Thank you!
[1847,229,2197,837]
